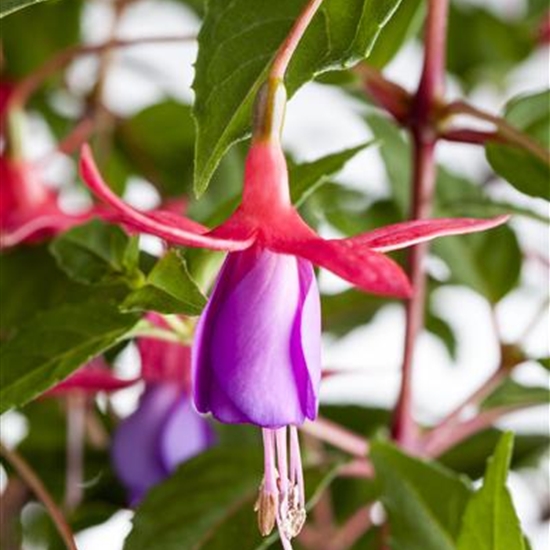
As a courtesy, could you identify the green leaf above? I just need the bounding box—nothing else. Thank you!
[322,290,391,336]
[440,429,549,479]
[486,90,550,199]
[289,141,375,207]
[116,101,196,197]
[0,302,139,413]
[50,220,143,286]
[425,312,457,359]
[536,357,550,370]
[447,5,533,89]
[2,0,82,78]
[122,250,207,315]
[371,441,471,550]
[481,379,550,410]
[0,0,53,18]
[367,0,424,68]
[193,0,405,195]
[123,447,262,550]
[457,433,526,550]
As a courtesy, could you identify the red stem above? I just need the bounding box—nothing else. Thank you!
[392,0,449,449]
[270,0,325,82]
[300,418,369,458]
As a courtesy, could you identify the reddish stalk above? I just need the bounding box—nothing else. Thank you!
[0,442,78,550]
[64,394,87,512]
[8,35,196,110]
[300,418,369,458]
[392,0,449,449]
[269,0,325,82]
[328,505,373,550]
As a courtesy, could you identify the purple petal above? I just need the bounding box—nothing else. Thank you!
[192,246,321,428]
[158,395,215,472]
[111,384,179,503]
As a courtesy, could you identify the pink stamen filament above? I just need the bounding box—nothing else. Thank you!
[262,428,277,495]
[289,426,305,507]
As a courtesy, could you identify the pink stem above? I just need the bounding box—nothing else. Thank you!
[300,418,369,458]
[270,0,325,81]
[329,505,373,550]
[392,0,449,449]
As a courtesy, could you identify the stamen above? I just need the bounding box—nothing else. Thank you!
[289,426,305,507]
[255,429,278,536]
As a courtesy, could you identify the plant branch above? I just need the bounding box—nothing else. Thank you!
[0,442,78,550]
[392,0,449,449]
[445,100,550,165]
[8,35,196,109]
[328,505,373,550]
[300,417,369,458]
[270,0,325,82]
[64,393,87,512]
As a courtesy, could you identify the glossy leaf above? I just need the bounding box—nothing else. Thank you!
[289,141,375,207]
[481,378,550,410]
[486,90,550,199]
[0,0,53,18]
[457,433,526,550]
[371,441,471,550]
[122,250,207,315]
[193,0,405,194]
[0,302,139,413]
[50,220,142,286]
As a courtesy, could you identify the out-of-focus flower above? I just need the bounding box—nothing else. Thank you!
[111,313,214,505]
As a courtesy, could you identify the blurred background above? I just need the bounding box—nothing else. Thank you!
[1,0,548,548]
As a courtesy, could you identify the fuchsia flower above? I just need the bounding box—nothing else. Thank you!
[111,314,214,505]
[79,81,507,545]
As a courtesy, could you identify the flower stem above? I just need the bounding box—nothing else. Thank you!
[392,0,449,449]
[8,35,196,109]
[269,0,325,82]
[328,505,372,550]
[0,442,78,550]
[300,418,369,458]
[445,100,550,165]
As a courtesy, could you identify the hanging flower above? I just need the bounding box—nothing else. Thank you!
[79,80,508,546]
[111,313,215,505]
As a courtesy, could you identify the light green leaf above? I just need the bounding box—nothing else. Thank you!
[486,90,550,200]
[122,250,207,315]
[457,433,526,550]
[193,0,405,195]
[481,379,550,410]
[290,141,375,206]
[0,302,139,413]
[371,440,472,550]
[50,220,142,286]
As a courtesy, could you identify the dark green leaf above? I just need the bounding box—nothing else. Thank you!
[122,250,206,315]
[457,433,526,550]
[481,378,550,410]
[0,302,139,413]
[193,0,405,194]
[425,312,457,359]
[536,357,550,370]
[123,447,263,550]
[116,101,196,197]
[289,141,375,207]
[440,428,549,479]
[367,0,424,68]
[322,290,391,336]
[50,220,143,286]
[486,90,550,199]
[2,0,82,78]
[447,5,533,89]
[371,441,471,550]
[0,0,54,18]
